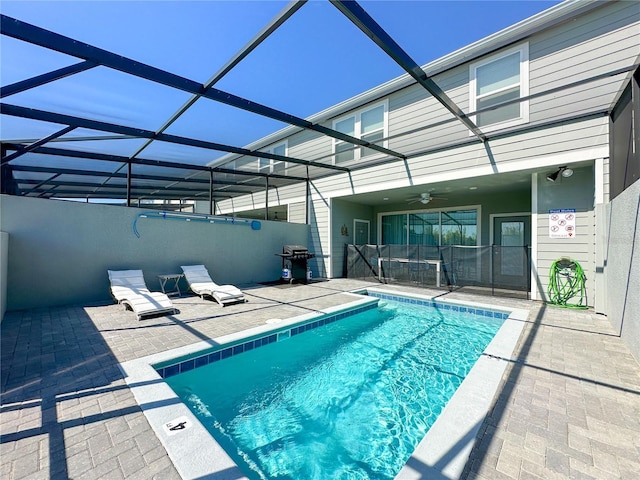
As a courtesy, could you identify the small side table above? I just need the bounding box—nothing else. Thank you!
[158,274,184,297]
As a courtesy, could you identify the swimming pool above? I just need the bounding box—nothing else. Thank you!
[164,297,507,479]
[119,289,527,480]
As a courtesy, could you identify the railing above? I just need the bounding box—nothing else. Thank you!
[346,244,531,299]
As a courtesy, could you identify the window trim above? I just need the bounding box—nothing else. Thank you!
[331,100,389,165]
[469,43,529,132]
[258,141,288,174]
[378,205,481,246]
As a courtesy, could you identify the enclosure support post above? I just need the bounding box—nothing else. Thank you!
[265,176,269,220]
[305,171,310,225]
[209,170,214,215]
[491,245,496,296]
[126,161,132,207]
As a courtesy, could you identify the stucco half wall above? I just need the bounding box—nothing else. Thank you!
[604,180,640,362]
[0,231,8,323]
[1,195,309,311]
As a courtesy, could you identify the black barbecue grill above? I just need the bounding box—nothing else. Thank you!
[276,245,315,283]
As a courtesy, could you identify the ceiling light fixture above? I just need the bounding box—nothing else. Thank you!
[547,166,573,182]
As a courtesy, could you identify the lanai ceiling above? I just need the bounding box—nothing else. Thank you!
[0,0,630,211]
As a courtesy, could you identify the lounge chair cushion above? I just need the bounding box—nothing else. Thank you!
[108,269,176,320]
[181,265,245,305]
[108,269,149,295]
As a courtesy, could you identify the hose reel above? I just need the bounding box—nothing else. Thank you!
[547,257,587,309]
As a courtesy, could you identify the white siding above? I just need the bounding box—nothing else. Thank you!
[603,157,610,203]
[387,68,469,154]
[529,1,639,72]
[536,210,595,303]
[288,202,306,224]
[535,165,596,305]
[528,2,639,123]
[223,1,637,172]
[288,128,330,164]
[215,2,638,285]
[217,182,307,215]
[238,4,636,172]
[309,196,329,278]
[305,119,608,278]
[338,116,609,191]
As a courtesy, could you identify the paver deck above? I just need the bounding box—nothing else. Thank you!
[2,279,639,479]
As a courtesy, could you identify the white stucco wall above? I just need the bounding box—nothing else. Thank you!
[1,195,309,311]
[0,231,8,323]
[605,180,640,362]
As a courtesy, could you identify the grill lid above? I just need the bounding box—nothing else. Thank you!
[283,245,309,255]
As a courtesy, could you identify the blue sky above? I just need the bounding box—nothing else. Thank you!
[1,0,562,161]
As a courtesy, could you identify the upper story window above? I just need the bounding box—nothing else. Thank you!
[217,160,237,181]
[332,101,388,164]
[258,142,287,174]
[469,44,529,131]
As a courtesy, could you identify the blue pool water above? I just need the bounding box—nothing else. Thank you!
[164,299,506,479]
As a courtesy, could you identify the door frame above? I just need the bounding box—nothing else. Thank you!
[353,218,370,244]
[490,212,531,289]
[490,212,531,245]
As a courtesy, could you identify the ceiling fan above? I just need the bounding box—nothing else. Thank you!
[406,192,447,205]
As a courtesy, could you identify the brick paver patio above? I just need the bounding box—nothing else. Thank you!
[2,280,639,479]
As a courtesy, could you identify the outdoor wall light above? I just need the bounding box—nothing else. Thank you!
[546,166,574,182]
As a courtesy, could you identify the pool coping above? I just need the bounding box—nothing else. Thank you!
[118,288,528,480]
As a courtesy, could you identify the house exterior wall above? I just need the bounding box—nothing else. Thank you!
[218,4,635,218]
[218,2,637,215]
[288,201,307,224]
[331,199,375,277]
[528,0,639,120]
[296,116,608,207]
[221,1,636,182]
[308,196,329,278]
[534,165,596,303]
[0,195,309,311]
[312,126,607,289]
[209,1,638,304]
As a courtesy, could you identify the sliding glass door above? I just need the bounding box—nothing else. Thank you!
[381,209,478,247]
[381,214,407,244]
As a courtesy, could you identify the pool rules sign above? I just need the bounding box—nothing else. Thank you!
[549,209,576,238]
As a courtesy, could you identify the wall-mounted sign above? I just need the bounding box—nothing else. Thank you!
[549,209,576,238]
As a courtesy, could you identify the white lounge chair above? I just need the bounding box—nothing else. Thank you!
[180,265,245,306]
[108,269,177,320]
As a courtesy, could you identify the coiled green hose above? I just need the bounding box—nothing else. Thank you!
[547,258,587,309]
